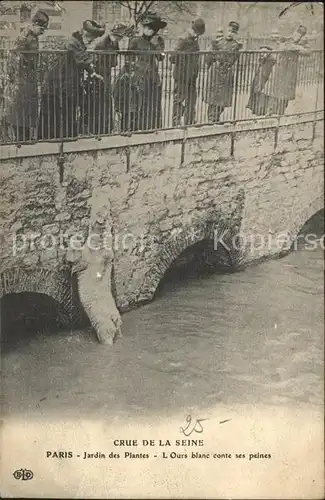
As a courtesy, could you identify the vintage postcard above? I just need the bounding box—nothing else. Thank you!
[0,1,324,498]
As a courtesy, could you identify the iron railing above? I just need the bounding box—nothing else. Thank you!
[1,34,323,50]
[163,35,324,51]
[0,49,323,144]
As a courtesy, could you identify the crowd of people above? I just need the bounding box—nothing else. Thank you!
[1,8,313,142]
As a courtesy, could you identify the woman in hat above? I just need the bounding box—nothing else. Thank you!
[126,11,167,131]
[38,20,105,139]
[4,10,49,142]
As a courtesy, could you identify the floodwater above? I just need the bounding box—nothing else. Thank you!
[1,215,324,420]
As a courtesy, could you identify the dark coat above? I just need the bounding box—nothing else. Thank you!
[247,53,276,115]
[89,35,119,86]
[113,64,143,113]
[39,32,95,139]
[170,30,200,82]
[81,36,120,135]
[125,35,164,130]
[204,37,241,107]
[250,53,276,94]
[262,40,309,101]
[44,31,94,97]
[128,35,164,85]
[5,27,39,128]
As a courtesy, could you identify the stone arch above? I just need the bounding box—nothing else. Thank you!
[138,217,244,303]
[281,195,324,254]
[0,267,76,325]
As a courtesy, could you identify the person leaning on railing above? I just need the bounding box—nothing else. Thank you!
[170,18,206,127]
[4,9,49,142]
[259,25,311,116]
[203,21,242,123]
[246,46,277,116]
[38,20,104,140]
[82,21,131,135]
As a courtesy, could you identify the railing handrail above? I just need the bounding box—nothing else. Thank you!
[0,48,324,55]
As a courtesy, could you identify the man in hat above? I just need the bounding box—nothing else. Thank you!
[38,20,105,139]
[82,21,132,135]
[258,24,310,116]
[170,18,206,127]
[5,10,49,142]
[126,11,167,131]
[204,21,242,123]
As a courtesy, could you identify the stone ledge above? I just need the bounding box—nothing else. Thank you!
[0,111,323,160]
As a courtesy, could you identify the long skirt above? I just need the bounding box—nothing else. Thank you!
[138,80,162,131]
[247,91,289,116]
[5,79,38,129]
[38,90,79,140]
[81,81,114,135]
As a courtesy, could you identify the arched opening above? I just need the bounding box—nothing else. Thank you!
[291,208,324,251]
[155,237,237,298]
[1,292,72,352]
[137,217,244,304]
[0,268,93,350]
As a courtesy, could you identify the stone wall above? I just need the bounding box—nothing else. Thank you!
[0,117,324,316]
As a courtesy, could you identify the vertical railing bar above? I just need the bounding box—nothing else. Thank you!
[169,51,173,128]
[238,51,243,121]
[92,51,96,136]
[60,52,64,140]
[164,51,169,128]
[313,51,321,128]
[45,53,49,140]
[232,52,239,123]
[103,51,107,136]
[150,50,154,131]
[196,51,200,125]
[128,55,131,132]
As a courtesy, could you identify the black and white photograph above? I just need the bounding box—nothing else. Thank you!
[0,1,324,498]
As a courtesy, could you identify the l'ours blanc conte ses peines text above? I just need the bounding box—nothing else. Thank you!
[46,439,271,461]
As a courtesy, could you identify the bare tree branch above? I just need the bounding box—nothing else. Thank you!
[115,0,195,25]
[166,1,194,16]
[136,0,146,18]
[117,0,131,8]
[118,0,133,20]
[138,0,155,21]
[128,0,134,19]
[0,0,66,15]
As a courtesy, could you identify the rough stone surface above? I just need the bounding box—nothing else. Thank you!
[0,120,324,339]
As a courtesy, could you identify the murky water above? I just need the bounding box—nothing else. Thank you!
[1,218,324,420]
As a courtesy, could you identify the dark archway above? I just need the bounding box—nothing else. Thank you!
[297,208,324,235]
[137,215,245,305]
[278,197,324,257]
[290,207,324,252]
[1,292,71,351]
[0,268,89,351]
[155,237,236,298]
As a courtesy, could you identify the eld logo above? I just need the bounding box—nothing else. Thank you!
[13,469,34,481]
